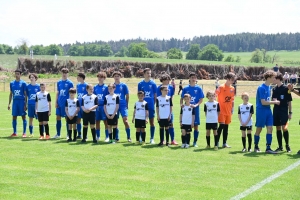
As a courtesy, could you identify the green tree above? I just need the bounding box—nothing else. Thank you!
[45,44,63,56]
[167,48,183,59]
[224,54,235,62]
[186,44,200,60]
[115,46,128,57]
[236,56,241,63]
[0,45,5,54]
[146,51,161,58]
[198,44,224,61]
[250,49,263,63]
[31,45,45,55]
[5,46,14,54]
[17,39,29,55]
[128,43,149,58]
[99,44,113,56]
[68,45,84,56]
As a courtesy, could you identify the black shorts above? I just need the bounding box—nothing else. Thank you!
[37,111,49,122]
[181,124,192,132]
[82,112,96,125]
[206,123,218,130]
[273,110,288,126]
[66,116,78,124]
[240,126,252,131]
[107,115,118,126]
[158,119,170,127]
[135,119,146,128]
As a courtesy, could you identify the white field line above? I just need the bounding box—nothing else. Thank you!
[230,160,300,200]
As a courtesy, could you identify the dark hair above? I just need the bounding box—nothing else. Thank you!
[189,72,197,78]
[29,73,38,80]
[86,84,93,90]
[69,88,77,94]
[107,83,116,89]
[206,90,215,98]
[160,85,168,91]
[263,70,276,80]
[40,83,45,87]
[97,72,107,78]
[61,68,69,73]
[143,68,151,74]
[225,72,236,80]
[159,74,171,82]
[137,91,145,95]
[275,72,283,81]
[14,69,22,74]
[112,71,122,77]
[77,72,85,80]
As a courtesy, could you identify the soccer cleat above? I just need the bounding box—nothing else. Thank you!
[93,139,98,144]
[275,147,284,152]
[110,140,115,144]
[45,135,50,140]
[206,145,211,149]
[135,141,140,145]
[171,140,178,145]
[28,134,34,138]
[242,148,246,152]
[52,134,60,139]
[157,142,164,146]
[141,142,146,146]
[127,138,132,143]
[222,143,231,148]
[286,145,291,153]
[193,143,198,147]
[67,138,72,142]
[254,147,261,153]
[66,136,69,140]
[104,137,110,142]
[150,139,155,144]
[22,134,27,138]
[297,150,300,155]
[214,146,218,151]
[81,139,86,143]
[96,137,100,141]
[248,148,252,152]
[265,149,278,154]
[72,138,76,142]
[39,136,44,140]
[10,133,17,137]
[185,144,190,149]
[181,144,186,148]
[76,135,82,139]
[166,142,169,147]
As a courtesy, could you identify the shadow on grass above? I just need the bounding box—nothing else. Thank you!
[0,136,23,140]
[193,147,218,152]
[286,153,300,159]
[122,143,136,147]
[168,146,182,150]
[141,144,163,149]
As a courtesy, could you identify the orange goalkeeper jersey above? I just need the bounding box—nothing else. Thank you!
[215,84,235,115]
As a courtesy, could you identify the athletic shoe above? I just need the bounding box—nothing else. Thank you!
[297,150,300,155]
[22,134,27,138]
[115,139,120,143]
[171,140,178,145]
[265,149,277,154]
[286,145,291,153]
[181,144,186,148]
[76,135,82,139]
[110,140,115,144]
[248,148,252,152]
[66,136,69,140]
[104,137,110,142]
[206,145,211,149]
[67,138,72,142]
[28,134,34,138]
[72,138,76,142]
[39,136,44,140]
[185,144,190,149]
[193,143,198,147]
[45,135,50,140]
[96,137,100,141]
[275,147,283,152]
[214,146,218,151]
[157,142,163,146]
[222,143,231,148]
[127,138,132,143]
[93,139,98,144]
[52,134,60,139]
[81,139,86,143]
[254,147,261,153]
[150,139,155,144]
[10,133,17,137]
[135,141,140,145]
[242,148,246,152]
[141,142,146,146]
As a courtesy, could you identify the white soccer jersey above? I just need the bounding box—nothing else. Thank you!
[35,91,51,112]
[180,105,195,125]
[156,95,173,119]
[204,101,220,123]
[65,98,80,116]
[104,94,120,115]
[238,103,254,126]
[134,100,149,120]
[82,94,98,112]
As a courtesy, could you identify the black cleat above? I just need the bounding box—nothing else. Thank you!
[81,139,86,143]
[275,147,283,152]
[286,145,291,153]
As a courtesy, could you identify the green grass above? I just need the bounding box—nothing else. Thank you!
[0,92,300,199]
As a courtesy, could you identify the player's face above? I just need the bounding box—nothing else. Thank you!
[29,75,36,82]
[108,86,115,94]
[161,88,168,95]
[97,76,105,83]
[62,72,68,79]
[114,75,121,82]
[40,85,45,91]
[69,93,75,98]
[87,87,93,94]
[77,76,83,82]
[273,78,280,85]
[138,94,144,101]
[242,95,249,103]
[144,70,151,79]
[15,72,21,79]
[189,76,197,84]
[162,80,170,85]
[207,94,215,101]
[184,96,190,103]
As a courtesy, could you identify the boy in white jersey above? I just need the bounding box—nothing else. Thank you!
[81,84,98,143]
[156,86,173,147]
[180,94,195,148]
[204,91,220,150]
[35,83,51,140]
[65,88,80,142]
[132,91,149,145]
[238,92,254,152]
[104,83,120,143]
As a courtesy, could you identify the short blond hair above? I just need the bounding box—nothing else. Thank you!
[206,90,215,98]
[241,92,249,99]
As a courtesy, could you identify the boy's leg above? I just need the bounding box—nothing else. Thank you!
[213,129,218,149]
[193,108,200,147]
[22,115,27,137]
[55,113,62,138]
[165,126,169,146]
[39,122,44,137]
[206,129,210,147]
[266,126,274,152]
[90,124,97,143]
[241,130,246,150]
[29,117,34,136]
[275,126,283,151]
[73,124,77,141]
[123,116,131,142]
[159,127,164,146]
[181,129,186,146]
[169,114,177,145]
[12,116,17,135]
[149,110,155,144]
[76,109,82,138]
[247,130,252,151]
[96,120,101,141]
[136,128,140,143]
[104,120,109,142]
[67,123,72,142]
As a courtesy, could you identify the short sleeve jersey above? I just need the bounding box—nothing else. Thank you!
[180,105,195,125]
[76,82,88,105]
[35,91,51,112]
[134,100,149,120]
[271,84,292,112]
[215,84,235,115]
[10,80,27,100]
[27,83,40,105]
[238,103,254,126]
[181,85,205,105]
[57,79,74,106]
[94,84,109,106]
[156,95,173,119]
[104,94,120,115]
[204,101,220,123]
[137,80,157,109]
[65,98,80,116]
[256,83,271,109]
[114,83,129,106]
[81,94,98,112]
[157,84,174,97]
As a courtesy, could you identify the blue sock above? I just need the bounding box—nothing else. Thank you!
[126,128,130,139]
[77,123,82,136]
[29,125,33,134]
[96,129,100,138]
[116,128,119,140]
[12,119,17,134]
[254,135,260,145]
[150,126,155,139]
[105,129,109,138]
[194,130,199,143]
[23,120,27,134]
[56,120,61,136]
[169,127,174,141]
[266,134,272,149]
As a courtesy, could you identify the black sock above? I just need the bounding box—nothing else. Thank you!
[136,132,140,142]
[206,136,210,146]
[83,127,88,140]
[283,131,289,145]
[44,124,49,135]
[181,135,185,144]
[214,135,218,146]
[247,134,252,149]
[68,130,72,140]
[217,124,224,143]
[160,128,164,143]
[113,128,117,140]
[223,124,229,144]
[91,128,96,141]
[165,129,169,143]
[39,125,43,136]
[109,132,112,140]
[187,134,191,145]
[242,137,246,148]
[73,130,77,140]
[141,132,146,142]
[276,130,282,148]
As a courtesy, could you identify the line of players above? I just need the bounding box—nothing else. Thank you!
[7,68,299,154]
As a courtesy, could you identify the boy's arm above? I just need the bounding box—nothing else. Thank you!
[156,99,159,120]
[8,91,12,110]
[126,94,129,108]
[65,100,70,117]
[261,99,279,105]
[74,101,80,116]
[47,93,51,115]
[288,101,292,119]
[55,91,59,108]
[132,108,136,123]
[89,97,98,111]
[35,95,38,113]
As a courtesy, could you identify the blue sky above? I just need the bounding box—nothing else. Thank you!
[0,0,299,46]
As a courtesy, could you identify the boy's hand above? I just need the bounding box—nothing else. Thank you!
[8,104,11,110]
[180,123,182,127]
[48,111,51,116]
[275,100,280,105]
[132,118,134,123]
[157,116,160,121]
[24,105,27,111]
[287,84,294,91]
[146,119,148,124]
[55,103,59,108]
[191,124,194,128]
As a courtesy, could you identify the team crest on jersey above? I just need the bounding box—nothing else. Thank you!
[149,85,152,88]
[19,83,22,87]
[43,95,46,97]
[230,89,233,93]
[166,99,169,102]
[82,87,85,90]
[65,83,68,87]
[213,105,216,108]
[188,108,191,111]
[90,97,92,100]
[112,98,115,100]
[120,86,123,90]
[246,107,249,110]
[194,90,197,94]
[102,87,105,91]
[141,105,145,107]
[35,89,38,92]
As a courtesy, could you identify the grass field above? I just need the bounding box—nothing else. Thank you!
[1,50,300,70]
[1,90,300,199]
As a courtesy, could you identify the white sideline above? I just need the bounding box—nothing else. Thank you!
[230,160,300,200]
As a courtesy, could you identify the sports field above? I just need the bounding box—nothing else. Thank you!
[1,88,300,199]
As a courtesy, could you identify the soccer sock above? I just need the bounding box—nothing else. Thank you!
[141,132,146,142]
[223,124,229,144]
[23,119,27,134]
[83,127,88,140]
[126,128,130,139]
[254,135,260,147]
[159,128,164,143]
[283,131,289,145]
[169,127,174,141]
[109,132,112,140]
[56,120,61,136]
[242,137,246,148]
[187,134,191,145]
[12,119,17,134]
[91,128,96,141]
[181,135,185,144]
[276,130,283,148]
[39,125,43,136]
[44,124,49,135]
[193,130,199,143]
[96,129,100,138]
[73,130,77,140]
[77,123,82,136]
[29,125,33,134]
[206,136,210,146]
[113,128,117,140]
[105,129,109,138]
[135,132,140,142]
[214,135,218,146]
[247,134,252,149]
[266,133,272,149]
[165,129,169,143]
[150,126,155,140]
[68,130,72,140]
[217,124,224,143]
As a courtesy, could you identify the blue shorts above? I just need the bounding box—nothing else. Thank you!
[148,109,155,119]
[194,107,200,125]
[255,108,273,128]
[118,105,128,118]
[28,104,37,118]
[77,107,83,119]
[56,105,66,117]
[12,100,27,116]
[96,106,107,121]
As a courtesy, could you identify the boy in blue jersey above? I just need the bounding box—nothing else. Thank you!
[94,72,109,142]
[26,73,40,137]
[137,68,157,144]
[8,69,28,137]
[53,68,74,139]
[157,74,178,145]
[254,70,280,153]
[113,71,131,142]
[180,72,204,147]
[76,72,88,139]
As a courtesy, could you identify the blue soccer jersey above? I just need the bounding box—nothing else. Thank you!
[10,80,27,100]
[76,82,88,104]
[181,85,204,105]
[26,83,40,105]
[157,84,174,97]
[114,83,129,106]
[137,80,157,109]
[256,83,271,109]
[57,79,74,106]
[94,84,109,106]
